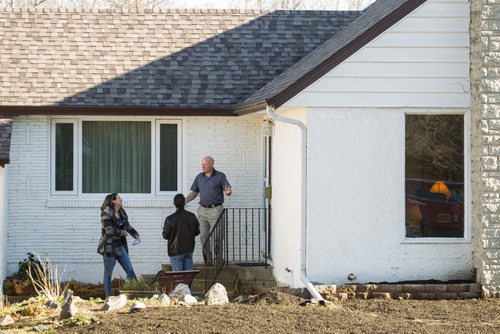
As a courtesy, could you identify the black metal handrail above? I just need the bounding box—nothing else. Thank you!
[203,208,227,292]
[227,208,269,266]
[203,208,270,292]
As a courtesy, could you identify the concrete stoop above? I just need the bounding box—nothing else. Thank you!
[316,283,482,300]
[158,264,276,296]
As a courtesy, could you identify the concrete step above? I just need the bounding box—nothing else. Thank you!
[157,263,276,295]
[161,263,274,281]
[191,278,277,296]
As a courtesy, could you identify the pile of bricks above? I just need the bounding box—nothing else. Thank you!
[316,283,482,300]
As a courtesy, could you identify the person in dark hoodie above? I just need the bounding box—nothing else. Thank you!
[163,193,200,271]
[97,193,140,298]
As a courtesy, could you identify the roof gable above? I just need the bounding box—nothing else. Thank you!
[239,0,428,112]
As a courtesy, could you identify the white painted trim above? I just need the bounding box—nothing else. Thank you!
[155,119,183,195]
[181,120,188,195]
[464,109,471,241]
[49,116,183,199]
[50,119,78,196]
[46,198,174,208]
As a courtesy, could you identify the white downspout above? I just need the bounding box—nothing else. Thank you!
[266,105,325,304]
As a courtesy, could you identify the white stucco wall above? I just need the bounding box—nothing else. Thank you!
[271,107,473,287]
[6,115,264,283]
[306,108,472,284]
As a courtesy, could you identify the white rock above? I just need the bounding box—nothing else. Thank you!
[205,283,229,305]
[233,295,247,303]
[101,294,128,311]
[32,324,50,332]
[0,315,14,326]
[169,283,191,299]
[177,301,192,308]
[183,294,197,304]
[129,301,147,313]
[158,293,171,306]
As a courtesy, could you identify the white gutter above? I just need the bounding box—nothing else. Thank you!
[266,105,325,304]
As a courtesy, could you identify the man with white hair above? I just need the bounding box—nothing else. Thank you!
[186,156,232,265]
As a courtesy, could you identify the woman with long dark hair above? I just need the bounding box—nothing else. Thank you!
[97,193,140,298]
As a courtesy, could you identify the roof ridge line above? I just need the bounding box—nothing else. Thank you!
[0,7,271,14]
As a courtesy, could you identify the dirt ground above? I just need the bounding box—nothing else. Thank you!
[4,288,498,334]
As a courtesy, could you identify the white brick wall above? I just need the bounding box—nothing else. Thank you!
[6,115,265,283]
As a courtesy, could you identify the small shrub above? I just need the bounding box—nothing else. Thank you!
[87,296,104,303]
[121,278,151,291]
[57,312,99,327]
[17,252,44,281]
[26,252,69,301]
[2,279,14,295]
[17,303,43,317]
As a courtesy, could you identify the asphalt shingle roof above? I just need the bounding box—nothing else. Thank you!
[0,8,362,109]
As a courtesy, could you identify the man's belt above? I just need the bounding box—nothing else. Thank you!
[200,204,222,208]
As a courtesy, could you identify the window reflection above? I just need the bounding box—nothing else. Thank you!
[405,115,464,238]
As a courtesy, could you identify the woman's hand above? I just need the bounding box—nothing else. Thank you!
[133,236,141,246]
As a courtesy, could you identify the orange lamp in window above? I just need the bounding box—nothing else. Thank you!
[429,181,452,199]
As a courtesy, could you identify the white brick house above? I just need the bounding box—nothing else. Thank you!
[5,115,264,282]
[1,0,500,298]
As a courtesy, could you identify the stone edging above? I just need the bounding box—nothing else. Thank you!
[316,283,482,300]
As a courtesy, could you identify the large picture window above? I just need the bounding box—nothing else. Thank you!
[405,115,464,238]
[52,118,181,195]
[82,121,151,193]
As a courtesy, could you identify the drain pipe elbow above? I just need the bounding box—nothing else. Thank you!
[266,105,325,304]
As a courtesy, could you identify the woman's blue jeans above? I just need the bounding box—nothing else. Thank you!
[103,246,137,297]
[169,252,193,271]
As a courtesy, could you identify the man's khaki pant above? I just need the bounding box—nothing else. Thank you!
[198,205,224,264]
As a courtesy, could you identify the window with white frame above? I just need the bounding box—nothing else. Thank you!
[51,119,181,195]
[53,121,77,194]
[405,114,465,238]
